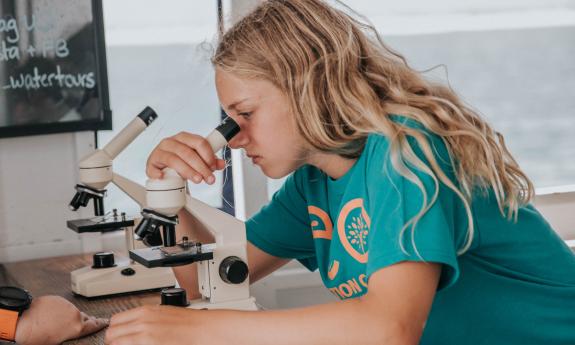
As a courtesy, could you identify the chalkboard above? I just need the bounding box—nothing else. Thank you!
[0,0,111,138]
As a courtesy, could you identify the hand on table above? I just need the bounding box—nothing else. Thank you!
[105,305,202,345]
[15,295,108,345]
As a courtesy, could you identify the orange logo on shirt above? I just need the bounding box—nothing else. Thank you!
[308,206,333,240]
[327,260,340,280]
[337,198,370,263]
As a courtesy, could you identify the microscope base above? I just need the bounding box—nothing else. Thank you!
[71,258,175,298]
[187,296,259,311]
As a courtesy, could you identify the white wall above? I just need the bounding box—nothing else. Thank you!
[0,132,94,262]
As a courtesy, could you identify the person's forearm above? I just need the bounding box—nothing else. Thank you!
[195,297,420,345]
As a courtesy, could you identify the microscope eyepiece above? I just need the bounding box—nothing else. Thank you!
[137,106,158,127]
[215,117,240,142]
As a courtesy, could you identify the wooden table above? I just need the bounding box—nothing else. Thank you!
[0,254,163,344]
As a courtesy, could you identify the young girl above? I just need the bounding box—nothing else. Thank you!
[105,1,575,344]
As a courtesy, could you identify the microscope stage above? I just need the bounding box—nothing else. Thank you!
[67,216,135,233]
[130,243,215,268]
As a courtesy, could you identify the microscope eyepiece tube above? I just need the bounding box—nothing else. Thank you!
[103,106,159,160]
[206,117,240,152]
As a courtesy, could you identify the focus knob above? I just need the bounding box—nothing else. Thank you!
[219,256,248,284]
[161,288,189,307]
[92,252,115,269]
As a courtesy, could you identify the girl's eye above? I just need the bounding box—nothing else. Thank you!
[238,112,251,118]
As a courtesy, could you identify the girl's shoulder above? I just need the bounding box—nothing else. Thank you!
[363,115,456,182]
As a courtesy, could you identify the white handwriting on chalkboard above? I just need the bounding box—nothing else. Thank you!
[0,39,19,60]
[2,65,96,90]
[0,17,20,43]
[42,39,69,58]
[0,38,70,61]
[1,14,69,61]
[0,14,36,40]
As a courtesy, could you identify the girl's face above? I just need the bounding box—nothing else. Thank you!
[215,69,308,179]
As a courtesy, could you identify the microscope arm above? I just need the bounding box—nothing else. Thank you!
[183,193,246,246]
[112,173,147,208]
[183,193,252,305]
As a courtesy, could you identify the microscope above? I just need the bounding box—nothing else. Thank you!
[127,115,258,311]
[68,107,175,297]
[71,106,258,310]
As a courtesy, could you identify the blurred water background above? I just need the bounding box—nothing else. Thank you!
[99,1,575,215]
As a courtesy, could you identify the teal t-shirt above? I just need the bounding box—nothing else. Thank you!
[246,130,575,344]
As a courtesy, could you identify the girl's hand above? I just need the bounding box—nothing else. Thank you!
[15,295,108,345]
[146,132,227,184]
[104,305,203,345]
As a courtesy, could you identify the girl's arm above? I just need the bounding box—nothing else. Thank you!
[105,261,441,345]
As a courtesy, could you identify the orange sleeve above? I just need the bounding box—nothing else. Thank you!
[0,309,19,341]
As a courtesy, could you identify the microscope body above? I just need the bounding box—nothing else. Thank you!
[129,184,257,311]
[70,108,256,308]
[129,117,258,310]
[68,107,175,298]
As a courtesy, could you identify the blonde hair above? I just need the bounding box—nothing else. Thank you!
[212,0,534,254]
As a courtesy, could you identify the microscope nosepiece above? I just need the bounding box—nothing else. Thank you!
[142,230,163,247]
[69,185,106,213]
[68,191,91,210]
